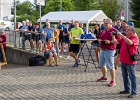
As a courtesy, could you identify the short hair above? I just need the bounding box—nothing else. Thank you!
[66,22,70,24]
[103,19,106,21]
[35,23,40,26]
[26,20,29,22]
[0,30,4,33]
[74,21,79,23]
[22,21,25,23]
[122,20,128,24]
[127,26,136,33]
[105,18,113,24]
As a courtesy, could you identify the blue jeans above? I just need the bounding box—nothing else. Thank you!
[120,63,137,95]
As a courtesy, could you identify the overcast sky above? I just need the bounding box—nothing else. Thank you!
[20,0,34,3]
[12,0,34,3]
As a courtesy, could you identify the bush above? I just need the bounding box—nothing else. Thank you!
[136,28,140,39]
[129,20,140,28]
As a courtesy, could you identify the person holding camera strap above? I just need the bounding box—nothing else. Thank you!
[97,18,120,87]
[112,26,139,98]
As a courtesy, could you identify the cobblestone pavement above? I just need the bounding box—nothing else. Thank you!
[0,57,140,100]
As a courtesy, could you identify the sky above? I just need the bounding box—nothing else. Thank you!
[20,0,34,3]
[16,0,34,3]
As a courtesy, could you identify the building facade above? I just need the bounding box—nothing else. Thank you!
[0,0,11,20]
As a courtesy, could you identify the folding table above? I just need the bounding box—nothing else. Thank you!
[75,38,97,72]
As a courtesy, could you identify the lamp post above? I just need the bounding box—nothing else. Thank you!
[39,3,41,27]
[14,0,17,47]
[126,0,128,22]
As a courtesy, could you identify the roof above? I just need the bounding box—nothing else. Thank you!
[37,10,108,23]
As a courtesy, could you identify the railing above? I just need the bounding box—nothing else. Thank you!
[5,30,30,49]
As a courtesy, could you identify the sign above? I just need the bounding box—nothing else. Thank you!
[36,0,45,6]
[121,10,125,17]
[121,16,125,20]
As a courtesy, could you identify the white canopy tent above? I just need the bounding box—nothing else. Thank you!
[37,10,108,33]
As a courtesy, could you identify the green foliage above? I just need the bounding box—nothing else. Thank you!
[74,0,99,11]
[98,0,123,20]
[16,1,34,16]
[136,28,140,39]
[129,20,140,28]
[11,15,37,23]
[11,0,124,23]
[43,0,75,14]
[130,0,140,20]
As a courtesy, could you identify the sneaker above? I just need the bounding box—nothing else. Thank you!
[119,90,130,94]
[58,49,61,52]
[36,51,39,54]
[128,94,136,98]
[29,50,34,53]
[97,77,108,82]
[108,81,116,87]
[74,61,78,67]
[77,59,80,64]
[58,54,62,58]
[66,55,70,59]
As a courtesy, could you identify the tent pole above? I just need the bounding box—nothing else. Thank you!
[86,22,89,34]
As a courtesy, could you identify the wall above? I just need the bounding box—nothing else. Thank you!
[5,46,42,65]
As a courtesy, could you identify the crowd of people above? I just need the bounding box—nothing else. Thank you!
[0,18,139,98]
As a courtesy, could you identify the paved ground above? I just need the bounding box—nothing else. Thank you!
[3,31,140,99]
[0,55,140,100]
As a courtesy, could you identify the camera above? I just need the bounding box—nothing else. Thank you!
[112,31,117,35]
[101,40,106,45]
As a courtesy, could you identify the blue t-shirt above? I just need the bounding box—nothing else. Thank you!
[101,24,105,30]
[44,28,55,39]
[22,25,29,35]
[69,24,75,30]
[63,28,70,40]
[22,25,28,30]
[28,25,35,31]
[57,24,66,30]
[33,28,44,40]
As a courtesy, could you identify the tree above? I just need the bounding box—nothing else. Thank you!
[11,0,37,23]
[74,0,99,11]
[98,0,123,20]
[43,0,75,14]
[130,0,140,20]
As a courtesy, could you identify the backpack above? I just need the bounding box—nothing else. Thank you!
[28,55,46,66]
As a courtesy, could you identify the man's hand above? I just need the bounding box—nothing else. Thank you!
[117,32,122,36]
[0,38,3,42]
[105,40,111,44]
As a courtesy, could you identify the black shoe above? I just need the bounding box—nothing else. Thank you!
[119,90,130,94]
[128,94,136,98]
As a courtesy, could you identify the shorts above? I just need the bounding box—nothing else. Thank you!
[99,50,115,69]
[44,52,50,58]
[93,43,100,48]
[59,36,63,43]
[36,34,44,43]
[24,34,32,41]
[31,34,36,41]
[62,38,70,43]
[69,44,80,53]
